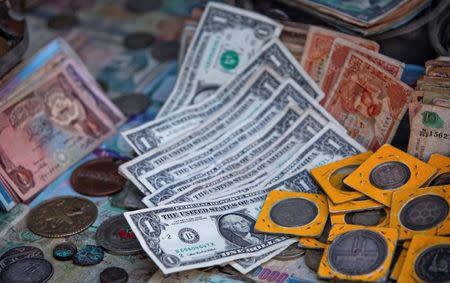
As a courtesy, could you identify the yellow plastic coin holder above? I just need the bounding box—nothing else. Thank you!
[330,207,390,227]
[426,153,450,187]
[328,196,384,213]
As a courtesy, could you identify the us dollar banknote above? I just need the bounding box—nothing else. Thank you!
[122,39,324,155]
[124,187,297,274]
[157,3,282,117]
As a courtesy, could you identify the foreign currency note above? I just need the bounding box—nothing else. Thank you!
[324,52,413,151]
[407,103,450,161]
[158,3,282,116]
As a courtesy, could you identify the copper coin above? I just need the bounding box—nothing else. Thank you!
[27,196,97,238]
[70,157,126,196]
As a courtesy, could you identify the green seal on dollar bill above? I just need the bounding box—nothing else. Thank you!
[422,111,444,129]
[220,50,239,71]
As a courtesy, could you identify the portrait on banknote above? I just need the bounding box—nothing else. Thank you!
[218,212,264,247]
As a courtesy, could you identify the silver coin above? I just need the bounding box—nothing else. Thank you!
[269,198,318,227]
[369,161,411,190]
[328,230,388,275]
[304,249,323,272]
[274,243,305,261]
[0,258,53,283]
[344,209,387,226]
[429,172,450,186]
[0,246,44,272]
[415,244,450,282]
[112,94,151,118]
[399,195,449,231]
[96,215,143,255]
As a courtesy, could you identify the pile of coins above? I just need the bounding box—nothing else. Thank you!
[256,145,449,282]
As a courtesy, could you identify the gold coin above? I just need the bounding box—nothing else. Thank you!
[27,196,97,238]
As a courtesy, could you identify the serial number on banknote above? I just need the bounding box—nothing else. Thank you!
[419,129,449,139]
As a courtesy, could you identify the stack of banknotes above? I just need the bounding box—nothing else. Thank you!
[116,3,418,274]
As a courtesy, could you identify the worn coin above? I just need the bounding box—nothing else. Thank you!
[0,246,44,272]
[72,245,104,266]
[0,258,53,283]
[345,209,387,226]
[96,215,143,255]
[125,0,162,13]
[429,172,450,186]
[70,157,126,196]
[150,41,180,62]
[274,243,305,261]
[328,230,388,275]
[304,249,323,272]
[47,14,79,30]
[27,196,97,238]
[399,195,449,231]
[112,94,151,118]
[415,244,450,282]
[123,33,154,49]
[53,242,77,261]
[369,161,411,190]
[110,181,147,210]
[269,198,318,227]
[100,267,129,283]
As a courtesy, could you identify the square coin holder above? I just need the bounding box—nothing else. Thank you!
[330,207,390,228]
[425,153,450,187]
[318,224,398,282]
[390,246,408,280]
[311,151,373,204]
[390,185,450,240]
[255,190,328,237]
[298,218,332,249]
[344,144,436,207]
[397,235,450,283]
[328,197,384,213]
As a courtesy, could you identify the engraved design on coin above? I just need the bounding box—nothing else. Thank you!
[415,244,450,282]
[178,228,200,244]
[27,196,97,238]
[369,161,411,190]
[0,258,54,283]
[399,195,449,231]
[0,246,44,272]
[328,230,388,275]
[269,198,318,227]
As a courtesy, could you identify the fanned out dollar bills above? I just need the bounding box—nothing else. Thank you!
[120,3,365,275]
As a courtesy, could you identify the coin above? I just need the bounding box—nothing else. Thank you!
[96,215,143,255]
[150,41,180,62]
[53,242,77,261]
[27,196,97,238]
[112,94,151,118]
[0,258,53,283]
[330,165,359,192]
[344,209,387,226]
[305,249,323,272]
[269,198,318,227]
[415,244,450,282]
[123,33,154,50]
[100,267,129,283]
[0,246,44,272]
[47,14,79,30]
[369,161,411,190]
[110,181,147,210]
[72,245,104,266]
[274,243,305,261]
[429,172,450,186]
[70,157,126,196]
[125,0,162,13]
[399,195,449,231]
[328,230,388,275]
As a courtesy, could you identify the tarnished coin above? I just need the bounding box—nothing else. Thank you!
[70,157,126,196]
[110,181,147,210]
[429,172,450,186]
[399,195,449,231]
[345,209,387,226]
[27,196,97,238]
[269,198,318,227]
[274,243,305,261]
[72,245,104,266]
[112,94,151,118]
[0,246,44,272]
[305,249,323,272]
[0,258,53,283]
[47,14,79,30]
[100,267,129,283]
[369,161,411,190]
[53,242,77,261]
[150,41,180,62]
[96,215,143,255]
[123,33,154,49]
[125,0,162,13]
[415,244,450,282]
[328,230,387,275]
